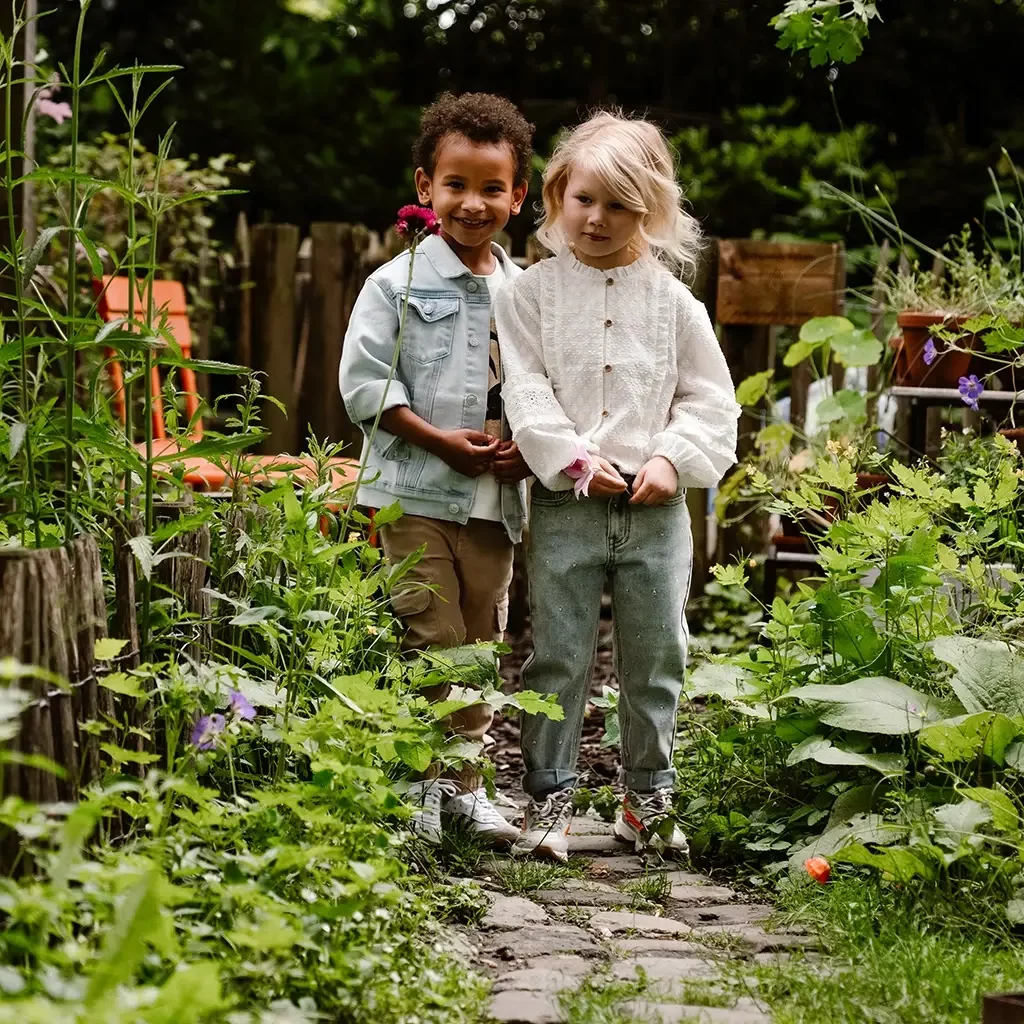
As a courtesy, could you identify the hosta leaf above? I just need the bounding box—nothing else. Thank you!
[931,637,1024,716]
[786,736,905,775]
[788,677,956,735]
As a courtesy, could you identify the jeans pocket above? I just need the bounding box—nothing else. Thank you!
[530,484,574,508]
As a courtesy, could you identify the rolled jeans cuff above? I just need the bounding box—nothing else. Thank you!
[621,767,676,793]
[522,768,577,797]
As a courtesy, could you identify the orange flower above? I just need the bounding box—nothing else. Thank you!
[804,856,830,884]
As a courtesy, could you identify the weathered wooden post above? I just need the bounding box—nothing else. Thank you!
[714,240,845,561]
[251,223,300,454]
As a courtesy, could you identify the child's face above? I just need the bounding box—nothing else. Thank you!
[561,167,643,269]
[415,134,526,253]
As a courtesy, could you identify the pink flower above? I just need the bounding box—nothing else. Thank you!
[395,204,440,239]
[563,443,596,498]
[37,96,72,125]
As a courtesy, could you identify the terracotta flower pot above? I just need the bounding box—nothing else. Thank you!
[891,311,974,387]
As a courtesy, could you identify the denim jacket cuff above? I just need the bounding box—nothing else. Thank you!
[344,378,412,427]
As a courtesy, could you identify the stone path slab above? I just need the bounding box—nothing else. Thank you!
[610,956,722,984]
[567,833,624,854]
[489,990,562,1024]
[679,904,774,928]
[482,894,551,930]
[668,885,737,905]
[621,999,772,1023]
[588,910,693,936]
[480,924,602,961]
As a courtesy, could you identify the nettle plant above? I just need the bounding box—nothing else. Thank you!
[680,433,1024,914]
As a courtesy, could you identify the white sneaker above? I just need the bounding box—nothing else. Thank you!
[614,789,689,858]
[406,778,458,843]
[444,787,520,846]
[512,789,575,862]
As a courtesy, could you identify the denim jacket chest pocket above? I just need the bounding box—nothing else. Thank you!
[396,290,461,364]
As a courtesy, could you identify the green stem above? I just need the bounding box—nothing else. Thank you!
[63,1,89,539]
[337,236,420,540]
[3,17,40,546]
[123,75,140,514]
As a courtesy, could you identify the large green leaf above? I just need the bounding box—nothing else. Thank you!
[788,677,957,735]
[786,735,905,775]
[832,842,936,882]
[930,637,1024,715]
[788,812,895,871]
[736,369,774,406]
[918,712,1022,765]
[831,328,883,367]
[799,315,854,344]
[814,587,883,665]
[932,799,991,848]
[959,786,1020,833]
[815,388,867,425]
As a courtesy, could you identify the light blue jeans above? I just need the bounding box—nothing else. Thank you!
[521,483,692,796]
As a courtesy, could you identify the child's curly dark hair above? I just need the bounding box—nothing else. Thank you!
[413,92,534,188]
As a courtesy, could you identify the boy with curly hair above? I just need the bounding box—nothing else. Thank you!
[339,92,534,845]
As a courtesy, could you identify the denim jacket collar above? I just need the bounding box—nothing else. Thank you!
[420,233,519,280]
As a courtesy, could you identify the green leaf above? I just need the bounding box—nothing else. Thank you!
[831,328,883,367]
[128,534,154,581]
[789,677,956,735]
[783,338,823,367]
[832,843,935,882]
[513,690,566,721]
[688,662,756,702]
[930,637,1024,716]
[786,736,906,776]
[100,743,161,765]
[85,868,163,1005]
[800,315,854,345]
[145,962,225,1024]
[230,605,285,627]
[710,563,749,588]
[959,786,1019,832]
[394,740,433,773]
[736,369,774,406]
[52,803,103,889]
[788,813,893,871]
[371,501,404,527]
[815,389,867,425]
[932,799,991,847]
[94,638,128,662]
[1007,900,1024,924]
[98,673,146,699]
[756,422,795,457]
[919,712,1021,765]
[814,588,883,665]
[77,233,105,277]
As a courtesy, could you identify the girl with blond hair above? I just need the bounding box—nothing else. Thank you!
[495,110,740,860]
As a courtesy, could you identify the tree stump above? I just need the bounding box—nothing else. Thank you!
[0,536,107,804]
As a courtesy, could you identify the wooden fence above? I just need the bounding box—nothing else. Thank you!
[227,224,845,581]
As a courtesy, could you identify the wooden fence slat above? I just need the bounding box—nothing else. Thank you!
[251,223,300,454]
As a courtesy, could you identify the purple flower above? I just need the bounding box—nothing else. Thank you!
[923,338,937,366]
[958,374,984,411]
[228,689,256,721]
[191,713,225,751]
[395,204,440,239]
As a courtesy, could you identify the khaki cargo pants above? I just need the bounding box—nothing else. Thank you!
[380,514,514,788]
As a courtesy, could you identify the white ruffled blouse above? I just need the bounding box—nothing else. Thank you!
[494,251,740,492]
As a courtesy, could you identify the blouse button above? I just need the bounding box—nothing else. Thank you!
[606,278,614,286]
[602,409,609,417]
[604,319,613,328]
[604,364,612,372]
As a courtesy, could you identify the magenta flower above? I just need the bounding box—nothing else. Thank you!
[191,713,225,751]
[923,338,937,366]
[395,204,440,239]
[228,689,256,721]
[958,374,984,411]
[563,442,596,498]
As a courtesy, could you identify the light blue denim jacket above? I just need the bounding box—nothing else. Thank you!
[338,233,527,543]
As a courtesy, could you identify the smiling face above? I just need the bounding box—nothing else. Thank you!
[415,133,527,266]
[560,166,644,270]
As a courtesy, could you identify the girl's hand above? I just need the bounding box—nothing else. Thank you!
[587,456,628,497]
[630,456,679,505]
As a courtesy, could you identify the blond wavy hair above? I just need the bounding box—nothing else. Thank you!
[537,110,702,279]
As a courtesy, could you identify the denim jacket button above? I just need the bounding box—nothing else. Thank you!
[466,280,479,293]
[466,394,478,405]
[448,502,461,514]
[469,336,479,347]
[422,302,434,314]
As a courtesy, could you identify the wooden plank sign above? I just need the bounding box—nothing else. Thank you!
[716,240,844,326]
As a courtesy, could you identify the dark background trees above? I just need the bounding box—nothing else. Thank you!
[39,0,1024,249]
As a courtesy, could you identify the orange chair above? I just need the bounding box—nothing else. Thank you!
[95,275,361,500]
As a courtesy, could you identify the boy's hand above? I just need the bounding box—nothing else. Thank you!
[491,440,532,483]
[433,428,500,478]
[587,456,628,497]
[630,456,679,505]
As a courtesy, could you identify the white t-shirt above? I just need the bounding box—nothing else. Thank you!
[468,260,507,522]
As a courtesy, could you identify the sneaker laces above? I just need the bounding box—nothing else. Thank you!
[528,788,574,830]
[631,788,673,820]
[462,788,512,826]
[408,778,458,808]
